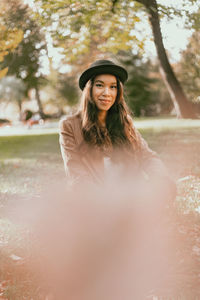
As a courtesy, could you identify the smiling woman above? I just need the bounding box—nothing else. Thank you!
[59,59,175,192]
[92,74,118,116]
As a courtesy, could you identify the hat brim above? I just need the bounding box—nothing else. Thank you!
[79,64,128,90]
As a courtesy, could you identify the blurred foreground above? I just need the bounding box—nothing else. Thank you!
[0,118,200,299]
[2,176,200,300]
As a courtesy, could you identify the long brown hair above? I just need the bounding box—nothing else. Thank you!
[81,76,140,154]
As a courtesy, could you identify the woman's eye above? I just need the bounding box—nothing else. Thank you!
[95,84,103,87]
[111,86,117,89]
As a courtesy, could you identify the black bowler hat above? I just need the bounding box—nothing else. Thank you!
[79,59,128,90]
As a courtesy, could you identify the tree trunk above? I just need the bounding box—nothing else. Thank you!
[135,0,198,118]
[35,85,44,118]
[18,100,22,121]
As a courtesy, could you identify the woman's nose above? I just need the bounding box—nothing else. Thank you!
[102,87,110,96]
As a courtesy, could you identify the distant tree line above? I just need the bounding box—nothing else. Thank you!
[0,0,200,120]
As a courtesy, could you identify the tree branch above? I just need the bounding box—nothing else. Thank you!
[134,0,149,7]
[111,0,118,13]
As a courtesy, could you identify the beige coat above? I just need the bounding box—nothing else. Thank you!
[59,113,167,184]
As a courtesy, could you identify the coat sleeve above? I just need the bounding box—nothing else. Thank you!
[59,118,92,183]
[135,127,176,200]
[135,128,168,177]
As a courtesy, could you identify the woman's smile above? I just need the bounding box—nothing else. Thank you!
[92,74,117,112]
[98,98,111,105]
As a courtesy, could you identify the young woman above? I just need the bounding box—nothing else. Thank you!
[59,59,174,193]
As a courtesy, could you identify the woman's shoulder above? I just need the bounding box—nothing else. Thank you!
[59,112,81,129]
[59,111,85,148]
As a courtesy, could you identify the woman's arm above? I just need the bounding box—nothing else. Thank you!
[136,128,167,177]
[59,118,93,183]
[135,128,176,200]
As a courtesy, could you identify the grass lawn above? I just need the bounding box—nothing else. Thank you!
[0,133,64,200]
[0,118,200,299]
[0,118,200,210]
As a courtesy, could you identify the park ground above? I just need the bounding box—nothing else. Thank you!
[0,117,200,299]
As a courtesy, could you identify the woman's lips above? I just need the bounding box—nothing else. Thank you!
[99,99,111,104]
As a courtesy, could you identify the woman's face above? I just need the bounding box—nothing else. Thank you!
[92,74,118,111]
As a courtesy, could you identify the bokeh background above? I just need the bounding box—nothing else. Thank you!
[0,0,200,299]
